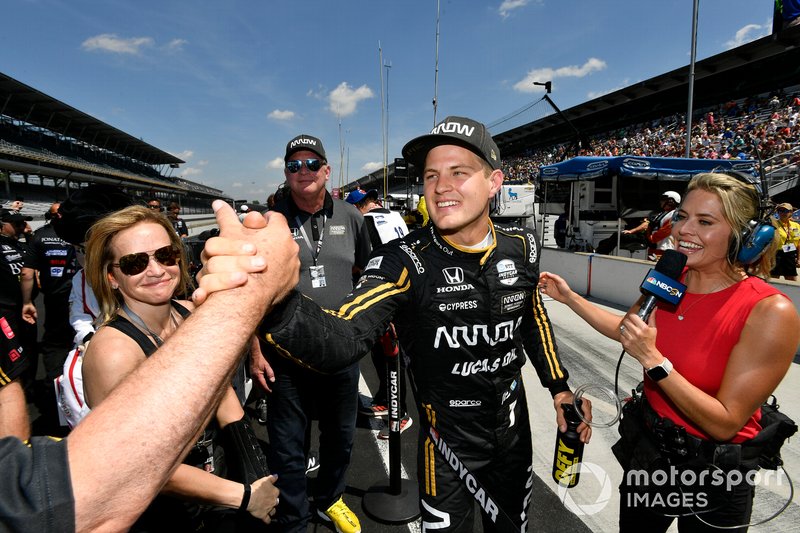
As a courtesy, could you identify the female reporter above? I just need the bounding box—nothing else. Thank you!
[540,173,799,532]
[82,205,278,530]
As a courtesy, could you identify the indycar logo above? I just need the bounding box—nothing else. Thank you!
[496,259,518,286]
[442,267,464,285]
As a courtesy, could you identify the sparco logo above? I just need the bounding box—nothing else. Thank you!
[527,232,538,264]
[449,399,482,407]
[289,137,318,150]
[442,267,464,284]
[431,121,475,137]
[399,244,424,274]
[434,318,520,348]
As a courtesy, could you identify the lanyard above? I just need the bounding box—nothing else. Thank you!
[296,214,326,266]
[122,303,177,347]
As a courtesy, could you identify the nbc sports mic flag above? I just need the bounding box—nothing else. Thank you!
[640,269,686,306]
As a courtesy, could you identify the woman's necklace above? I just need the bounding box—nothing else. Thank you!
[123,303,179,346]
[676,279,728,321]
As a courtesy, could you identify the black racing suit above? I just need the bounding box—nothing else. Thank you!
[262,221,572,532]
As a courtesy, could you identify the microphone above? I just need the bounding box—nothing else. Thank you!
[637,250,687,321]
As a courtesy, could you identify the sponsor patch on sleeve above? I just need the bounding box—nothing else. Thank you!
[365,256,383,271]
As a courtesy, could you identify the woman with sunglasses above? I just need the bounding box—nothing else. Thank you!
[82,205,278,530]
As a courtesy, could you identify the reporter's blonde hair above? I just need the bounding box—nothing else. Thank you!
[685,172,777,278]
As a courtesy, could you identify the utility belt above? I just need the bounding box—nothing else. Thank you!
[641,398,761,470]
[613,387,796,472]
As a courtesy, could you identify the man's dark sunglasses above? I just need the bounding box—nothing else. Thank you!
[112,244,180,276]
[285,159,324,173]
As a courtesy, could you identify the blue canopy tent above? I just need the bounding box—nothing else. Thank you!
[537,156,759,254]
[539,156,757,182]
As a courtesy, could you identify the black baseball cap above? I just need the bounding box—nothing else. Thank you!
[0,209,32,223]
[402,116,501,171]
[284,134,326,161]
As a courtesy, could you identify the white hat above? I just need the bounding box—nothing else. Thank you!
[662,191,681,204]
[240,204,249,212]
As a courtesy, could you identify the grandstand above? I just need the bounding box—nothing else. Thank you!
[343,25,800,209]
[0,72,230,218]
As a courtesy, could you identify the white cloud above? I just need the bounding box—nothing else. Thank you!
[267,157,285,170]
[181,167,203,177]
[268,109,295,121]
[231,182,243,188]
[724,23,769,49]
[362,161,384,172]
[328,82,374,117]
[197,160,208,166]
[513,57,607,93]
[499,0,529,18]
[172,150,194,161]
[166,38,187,51]
[81,33,154,54]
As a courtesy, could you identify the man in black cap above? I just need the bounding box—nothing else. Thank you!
[1,208,37,383]
[248,134,369,533]
[205,116,592,532]
[21,204,79,419]
[0,209,34,441]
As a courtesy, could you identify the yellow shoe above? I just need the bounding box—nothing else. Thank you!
[317,496,361,533]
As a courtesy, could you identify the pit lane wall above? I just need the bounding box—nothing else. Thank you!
[540,247,800,356]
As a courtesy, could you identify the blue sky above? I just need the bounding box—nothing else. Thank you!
[2,0,776,201]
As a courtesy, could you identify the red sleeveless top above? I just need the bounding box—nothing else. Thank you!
[645,275,785,443]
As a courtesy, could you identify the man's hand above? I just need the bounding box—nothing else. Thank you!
[553,391,592,444]
[192,201,299,308]
[250,337,275,393]
[21,303,37,324]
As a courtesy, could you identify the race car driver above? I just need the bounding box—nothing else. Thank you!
[199,115,592,532]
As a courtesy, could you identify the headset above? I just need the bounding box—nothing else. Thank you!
[719,161,776,265]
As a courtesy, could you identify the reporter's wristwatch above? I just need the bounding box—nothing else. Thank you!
[645,357,673,382]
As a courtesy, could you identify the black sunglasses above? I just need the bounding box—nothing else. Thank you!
[112,244,180,276]
[285,159,324,173]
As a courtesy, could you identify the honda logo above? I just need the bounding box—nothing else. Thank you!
[442,267,464,285]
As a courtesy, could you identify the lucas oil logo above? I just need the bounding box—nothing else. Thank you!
[496,259,518,286]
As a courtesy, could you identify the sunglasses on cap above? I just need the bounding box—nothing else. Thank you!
[285,159,324,173]
[112,244,180,276]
